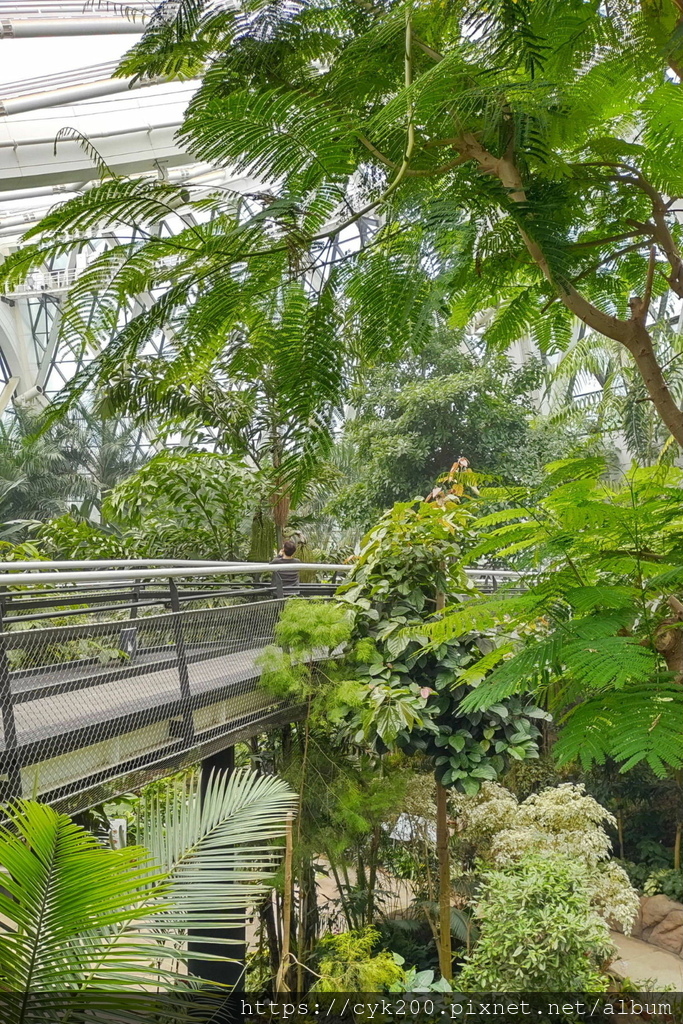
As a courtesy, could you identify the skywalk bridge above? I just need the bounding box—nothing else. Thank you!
[0,559,520,815]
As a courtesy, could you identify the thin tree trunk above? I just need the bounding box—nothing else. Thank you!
[357,853,367,922]
[675,822,682,872]
[327,853,353,930]
[436,780,452,982]
[281,724,292,764]
[276,814,294,993]
[260,893,280,984]
[617,811,625,861]
[366,825,381,925]
[625,326,683,447]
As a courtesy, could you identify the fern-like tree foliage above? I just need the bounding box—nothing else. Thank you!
[4,1,683,450]
[425,457,683,778]
[547,302,683,465]
[0,768,296,1015]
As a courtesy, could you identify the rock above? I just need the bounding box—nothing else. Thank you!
[648,909,683,954]
[641,894,680,929]
[627,902,643,939]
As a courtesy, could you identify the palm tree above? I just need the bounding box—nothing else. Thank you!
[0,409,147,531]
[98,291,341,548]
[0,767,296,1016]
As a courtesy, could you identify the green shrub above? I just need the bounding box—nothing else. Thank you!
[643,869,683,902]
[311,928,405,992]
[458,853,614,992]
[273,599,353,656]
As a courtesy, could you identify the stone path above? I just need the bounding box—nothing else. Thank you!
[611,932,683,988]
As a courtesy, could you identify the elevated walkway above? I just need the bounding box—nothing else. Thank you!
[0,560,520,814]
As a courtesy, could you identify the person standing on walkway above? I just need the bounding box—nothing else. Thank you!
[270,539,301,593]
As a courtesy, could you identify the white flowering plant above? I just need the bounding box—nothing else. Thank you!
[453,782,640,933]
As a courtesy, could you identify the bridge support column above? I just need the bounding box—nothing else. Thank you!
[188,744,247,989]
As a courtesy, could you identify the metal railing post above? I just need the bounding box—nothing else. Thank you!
[169,578,194,744]
[0,591,20,797]
[118,582,140,661]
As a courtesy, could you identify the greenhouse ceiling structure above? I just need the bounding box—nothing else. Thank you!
[0,1,265,411]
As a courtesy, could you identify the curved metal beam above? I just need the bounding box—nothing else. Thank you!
[0,19,144,37]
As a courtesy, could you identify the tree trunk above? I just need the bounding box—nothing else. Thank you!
[249,505,277,562]
[617,810,625,861]
[624,326,683,448]
[366,825,381,925]
[455,131,683,449]
[296,856,319,993]
[655,596,683,680]
[436,780,452,982]
[275,814,294,993]
[260,893,280,984]
[676,822,682,872]
[281,724,292,764]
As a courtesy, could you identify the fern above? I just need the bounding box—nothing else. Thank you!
[419,459,683,775]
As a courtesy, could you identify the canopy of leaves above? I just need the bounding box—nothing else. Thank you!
[426,458,683,777]
[329,336,580,529]
[9,0,683,484]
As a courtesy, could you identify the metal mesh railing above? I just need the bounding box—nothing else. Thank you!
[0,561,347,810]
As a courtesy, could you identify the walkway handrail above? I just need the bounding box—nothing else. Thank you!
[0,563,350,587]
[0,559,527,810]
[0,558,250,571]
[0,561,527,587]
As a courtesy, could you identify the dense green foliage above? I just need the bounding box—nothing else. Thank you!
[311,929,405,992]
[264,487,546,793]
[104,447,257,560]
[0,410,144,533]
[6,0,683,453]
[336,497,546,790]
[426,458,683,776]
[458,853,614,992]
[329,338,576,529]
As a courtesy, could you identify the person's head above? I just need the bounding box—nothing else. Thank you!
[282,539,297,557]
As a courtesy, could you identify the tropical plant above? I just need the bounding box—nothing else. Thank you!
[0,407,147,546]
[6,0,683,453]
[36,512,135,561]
[103,447,259,560]
[329,336,579,530]
[332,492,547,790]
[310,928,405,993]
[643,867,683,901]
[0,767,296,1010]
[452,782,639,932]
[262,477,546,981]
[458,852,615,992]
[97,291,344,548]
[427,457,683,778]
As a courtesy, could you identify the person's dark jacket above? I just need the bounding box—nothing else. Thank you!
[269,555,301,590]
